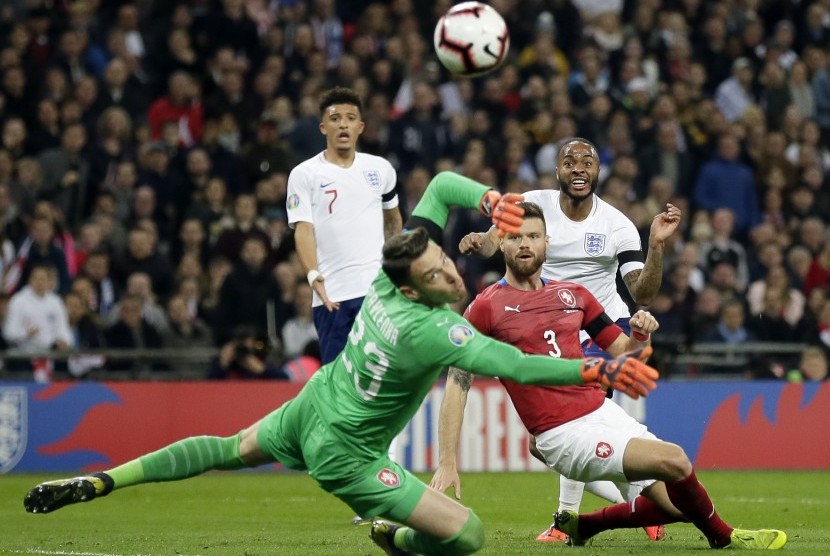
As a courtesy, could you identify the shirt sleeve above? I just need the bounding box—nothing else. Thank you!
[412,311,584,386]
[381,160,399,209]
[286,165,314,228]
[2,297,26,344]
[579,285,622,351]
[462,295,491,335]
[615,219,645,277]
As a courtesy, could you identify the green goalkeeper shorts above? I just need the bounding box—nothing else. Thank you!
[257,394,426,521]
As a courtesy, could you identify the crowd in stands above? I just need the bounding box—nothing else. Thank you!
[0,0,828,382]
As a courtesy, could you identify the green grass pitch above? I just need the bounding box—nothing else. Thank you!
[1,470,827,555]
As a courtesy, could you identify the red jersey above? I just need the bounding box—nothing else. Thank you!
[464,278,622,434]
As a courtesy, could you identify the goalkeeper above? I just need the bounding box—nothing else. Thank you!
[23,172,659,556]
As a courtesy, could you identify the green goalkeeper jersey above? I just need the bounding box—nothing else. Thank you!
[300,172,584,462]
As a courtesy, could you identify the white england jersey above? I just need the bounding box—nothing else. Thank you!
[522,190,644,339]
[287,151,398,307]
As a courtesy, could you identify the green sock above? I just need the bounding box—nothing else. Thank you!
[396,512,484,556]
[105,434,247,490]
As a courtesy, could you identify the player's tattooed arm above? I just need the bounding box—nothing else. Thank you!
[624,259,663,306]
[627,203,681,305]
[448,367,474,391]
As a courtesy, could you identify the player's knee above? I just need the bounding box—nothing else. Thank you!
[659,443,693,481]
[446,511,484,555]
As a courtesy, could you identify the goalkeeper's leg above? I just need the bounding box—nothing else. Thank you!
[24,415,281,515]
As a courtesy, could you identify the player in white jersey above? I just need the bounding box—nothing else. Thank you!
[287,87,402,364]
[287,88,403,525]
[456,138,681,543]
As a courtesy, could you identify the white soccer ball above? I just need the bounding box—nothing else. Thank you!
[433,2,510,77]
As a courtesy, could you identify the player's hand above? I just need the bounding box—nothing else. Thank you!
[580,347,659,399]
[629,310,659,340]
[649,203,682,244]
[479,191,524,236]
[429,464,463,500]
[309,274,340,311]
[459,232,485,255]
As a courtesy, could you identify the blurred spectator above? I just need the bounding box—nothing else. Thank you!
[208,327,287,380]
[281,280,317,359]
[62,290,105,378]
[637,123,695,198]
[693,133,761,239]
[216,236,286,344]
[699,208,750,289]
[772,345,828,382]
[240,114,296,185]
[104,293,165,373]
[73,221,104,271]
[80,249,118,320]
[278,339,322,382]
[699,298,758,375]
[197,0,260,64]
[163,294,213,374]
[171,218,210,268]
[6,216,71,295]
[24,101,61,155]
[689,285,722,343]
[100,57,148,116]
[136,142,182,229]
[147,71,203,148]
[200,255,232,327]
[715,57,757,123]
[184,177,231,243]
[788,61,815,120]
[113,227,174,298]
[388,80,447,175]
[3,265,71,380]
[106,272,169,335]
[213,193,270,264]
[37,123,90,230]
[747,264,806,327]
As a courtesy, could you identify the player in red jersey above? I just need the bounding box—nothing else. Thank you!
[429,202,786,550]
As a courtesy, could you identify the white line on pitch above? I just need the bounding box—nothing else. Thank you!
[13,550,202,556]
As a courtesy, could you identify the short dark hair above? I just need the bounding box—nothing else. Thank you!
[556,137,598,161]
[516,202,545,227]
[319,87,363,116]
[382,227,430,287]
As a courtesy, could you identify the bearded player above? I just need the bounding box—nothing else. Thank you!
[459,138,681,541]
[430,202,786,550]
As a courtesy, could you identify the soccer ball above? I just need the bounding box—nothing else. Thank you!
[433,2,510,77]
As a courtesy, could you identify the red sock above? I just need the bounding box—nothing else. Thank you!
[665,470,733,547]
[578,496,678,539]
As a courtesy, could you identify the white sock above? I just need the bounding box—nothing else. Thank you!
[557,476,586,512]
[584,480,625,504]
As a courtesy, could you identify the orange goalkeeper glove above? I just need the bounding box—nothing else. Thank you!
[479,191,524,236]
[580,346,659,400]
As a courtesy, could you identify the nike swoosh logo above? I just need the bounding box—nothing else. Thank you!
[483,44,499,59]
[504,305,520,312]
[320,181,335,189]
[436,318,450,327]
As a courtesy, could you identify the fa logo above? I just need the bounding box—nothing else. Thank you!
[584,233,606,256]
[364,170,381,190]
[595,442,614,459]
[0,387,27,473]
[377,468,400,488]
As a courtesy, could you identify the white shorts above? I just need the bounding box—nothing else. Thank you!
[534,399,658,501]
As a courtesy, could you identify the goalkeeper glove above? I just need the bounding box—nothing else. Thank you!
[479,191,525,236]
[580,347,658,400]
